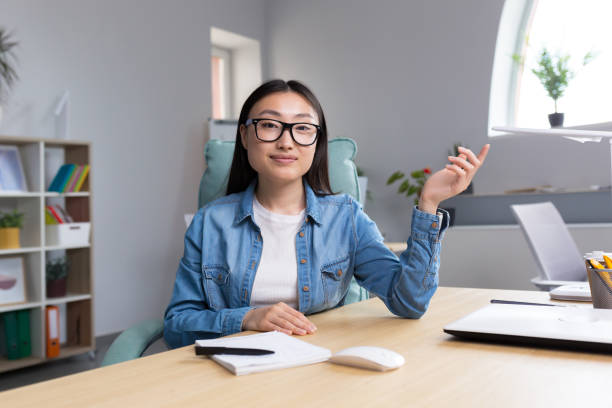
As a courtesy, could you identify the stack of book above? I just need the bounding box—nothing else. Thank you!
[45,205,73,225]
[48,164,90,193]
[0,310,31,360]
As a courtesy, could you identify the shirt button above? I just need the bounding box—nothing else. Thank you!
[431,222,438,229]
[300,259,307,264]
[299,231,304,237]
[337,269,342,277]
[302,285,309,292]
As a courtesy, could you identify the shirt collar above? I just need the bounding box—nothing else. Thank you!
[235,178,322,226]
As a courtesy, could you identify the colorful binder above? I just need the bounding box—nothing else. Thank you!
[48,164,72,192]
[46,205,63,224]
[16,309,31,358]
[48,164,90,193]
[59,164,77,193]
[74,165,90,192]
[3,311,19,360]
[46,306,60,358]
[67,165,84,192]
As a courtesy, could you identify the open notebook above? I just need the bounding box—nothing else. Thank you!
[195,331,331,376]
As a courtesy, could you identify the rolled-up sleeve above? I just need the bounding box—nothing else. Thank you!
[352,202,449,318]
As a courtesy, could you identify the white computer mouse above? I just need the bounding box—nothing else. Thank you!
[329,346,405,371]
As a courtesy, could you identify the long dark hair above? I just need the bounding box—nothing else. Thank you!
[226,79,332,196]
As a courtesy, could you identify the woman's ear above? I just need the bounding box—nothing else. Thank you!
[239,124,248,150]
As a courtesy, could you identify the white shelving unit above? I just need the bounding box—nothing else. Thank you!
[0,135,93,373]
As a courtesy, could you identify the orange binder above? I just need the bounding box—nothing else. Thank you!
[46,305,60,358]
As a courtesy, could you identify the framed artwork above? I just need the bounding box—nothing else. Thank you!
[0,256,27,306]
[0,145,28,192]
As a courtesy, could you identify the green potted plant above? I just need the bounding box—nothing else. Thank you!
[0,28,19,124]
[0,210,24,249]
[46,256,70,298]
[514,48,594,127]
[386,167,431,206]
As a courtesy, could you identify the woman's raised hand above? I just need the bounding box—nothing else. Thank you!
[242,302,317,335]
[418,144,490,214]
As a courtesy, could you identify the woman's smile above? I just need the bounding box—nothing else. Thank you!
[270,154,298,164]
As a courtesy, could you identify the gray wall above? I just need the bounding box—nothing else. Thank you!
[1,0,267,336]
[265,0,611,242]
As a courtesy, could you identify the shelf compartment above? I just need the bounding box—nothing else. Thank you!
[0,252,44,306]
[0,141,42,194]
[66,300,92,348]
[0,196,42,248]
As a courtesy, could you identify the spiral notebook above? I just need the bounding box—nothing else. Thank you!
[195,331,331,376]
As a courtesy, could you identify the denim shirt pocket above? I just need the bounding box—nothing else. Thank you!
[202,265,230,311]
[320,255,351,308]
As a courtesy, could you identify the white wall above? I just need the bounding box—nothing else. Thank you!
[0,0,267,336]
[436,224,612,290]
[265,0,611,242]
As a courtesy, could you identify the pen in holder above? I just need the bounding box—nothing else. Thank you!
[585,258,612,309]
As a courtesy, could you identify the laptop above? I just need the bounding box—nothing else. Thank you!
[443,303,612,352]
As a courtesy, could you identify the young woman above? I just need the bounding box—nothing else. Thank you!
[164,79,489,348]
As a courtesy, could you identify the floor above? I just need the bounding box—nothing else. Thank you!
[0,333,168,392]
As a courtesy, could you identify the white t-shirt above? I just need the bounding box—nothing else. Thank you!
[250,197,305,309]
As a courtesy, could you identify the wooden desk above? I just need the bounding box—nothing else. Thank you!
[2,287,610,407]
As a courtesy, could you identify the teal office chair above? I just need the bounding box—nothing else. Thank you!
[101,138,366,366]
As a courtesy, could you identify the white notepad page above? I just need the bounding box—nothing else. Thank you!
[195,331,331,376]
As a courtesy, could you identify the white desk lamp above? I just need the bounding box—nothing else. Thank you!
[54,90,70,139]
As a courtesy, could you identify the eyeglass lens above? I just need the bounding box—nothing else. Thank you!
[256,119,317,145]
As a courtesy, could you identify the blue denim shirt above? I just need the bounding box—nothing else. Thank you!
[164,181,449,348]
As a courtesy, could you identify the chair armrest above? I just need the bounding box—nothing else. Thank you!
[101,319,164,367]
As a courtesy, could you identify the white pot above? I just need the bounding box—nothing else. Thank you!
[357,176,368,208]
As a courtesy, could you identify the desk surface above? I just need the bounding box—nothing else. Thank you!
[2,287,610,407]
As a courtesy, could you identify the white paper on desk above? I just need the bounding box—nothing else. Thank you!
[511,202,586,281]
[195,331,331,376]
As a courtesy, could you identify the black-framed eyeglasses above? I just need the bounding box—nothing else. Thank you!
[245,118,320,146]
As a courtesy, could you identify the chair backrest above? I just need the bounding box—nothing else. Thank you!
[510,202,586,281]
[198,138,361,208]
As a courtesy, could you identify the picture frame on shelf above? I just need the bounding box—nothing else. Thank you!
[0,256,27,306]
[0,145,28,192]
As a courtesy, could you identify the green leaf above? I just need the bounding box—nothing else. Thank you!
[398,180,410,194]
[406,185,418,196]
[410,170,424,179]
[386,171,404,185]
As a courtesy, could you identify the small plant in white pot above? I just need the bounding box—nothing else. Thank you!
[0,28,19,124]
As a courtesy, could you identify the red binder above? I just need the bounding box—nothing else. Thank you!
[45,306,60,358]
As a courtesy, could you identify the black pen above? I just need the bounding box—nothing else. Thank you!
[490,299,566,307]
[195,346,275,356]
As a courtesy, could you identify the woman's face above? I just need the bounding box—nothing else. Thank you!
[240,91,319,186]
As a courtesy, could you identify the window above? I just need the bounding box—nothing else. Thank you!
[210,27,262,121]
[211,46,232,120]
[489,0,612,132]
